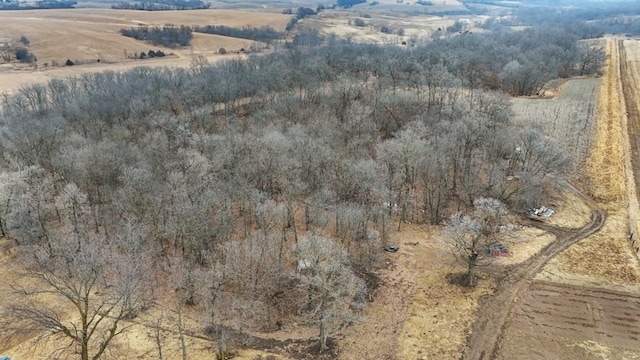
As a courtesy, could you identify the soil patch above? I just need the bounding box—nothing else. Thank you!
[497,281,640,360]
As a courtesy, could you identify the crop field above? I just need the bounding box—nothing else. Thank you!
[0,8,290,93]
[511,77,599,177]
[0,1,477,94]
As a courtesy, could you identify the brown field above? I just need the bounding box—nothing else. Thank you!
[0,8,291,94]
[301,0,478,45]
[498,282,640,360]
[0,8,290,61]
[0,4,479,94]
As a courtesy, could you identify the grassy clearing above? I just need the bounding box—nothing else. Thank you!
[397,269,496,360]
[493,228,556,266]
[545,189,593,229]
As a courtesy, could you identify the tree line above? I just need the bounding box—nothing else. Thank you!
[193,25,284,44]
[0,0,76,9]
[0,22,600,358]
[111,0,209,11]
[120,25,193,48]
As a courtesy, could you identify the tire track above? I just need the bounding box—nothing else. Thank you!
[461,181,605,360]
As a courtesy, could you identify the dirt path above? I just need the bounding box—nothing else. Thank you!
[461,180,605,360]
[620,39,640,247]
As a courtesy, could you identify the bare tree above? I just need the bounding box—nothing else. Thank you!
[577,41,605,76]
[443,197,512,286]
[1,231,148,360]
[295,235,365,352]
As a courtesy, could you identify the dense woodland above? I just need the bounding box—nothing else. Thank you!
[0,17,607,358]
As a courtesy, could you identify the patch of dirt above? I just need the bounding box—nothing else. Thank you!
[398,270,495,360]
[497,281,640,360]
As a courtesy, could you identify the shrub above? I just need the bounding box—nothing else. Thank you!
[15,47,35,63]
[353,18,366,27]
[296,7,316,19]
[286,18,299,31]
[218,47,227,55]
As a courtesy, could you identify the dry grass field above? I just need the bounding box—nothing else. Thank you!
[620,38,640,258]
[300,0,476,45]
[0,8,291,93]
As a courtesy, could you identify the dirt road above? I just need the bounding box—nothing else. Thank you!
[621,39,640,247]
[462,181,606,360]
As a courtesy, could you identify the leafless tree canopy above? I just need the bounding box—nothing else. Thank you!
[0,17,608,357]
[444,198,513,286]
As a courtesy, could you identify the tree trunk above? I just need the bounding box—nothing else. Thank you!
[467,252,478,287]
[155,317,164,360]
[178,306,188,360]
[319,320,328,353]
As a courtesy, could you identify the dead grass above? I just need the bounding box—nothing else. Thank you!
[0,9,289,64]
[586,39,626,201]
[621,39,640,260]
[570,340,640,360]
[537,206,640,291]
[397,269,496,360]
[546,189,593,229]
[388,226,497,360]
[493,227,556,266]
